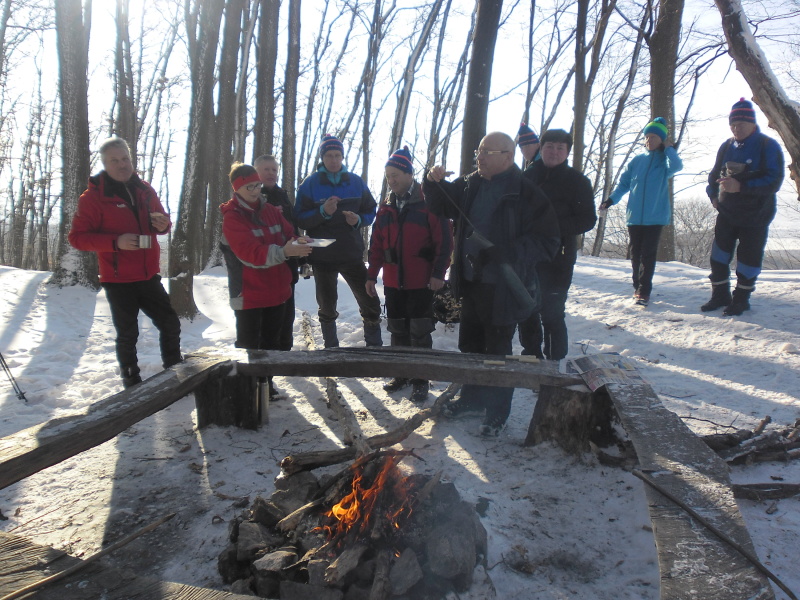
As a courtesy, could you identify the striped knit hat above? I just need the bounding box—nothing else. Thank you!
[385,146,414,174]
[643,117,668,141]
[729,98,756,124]
[319,134,344,157]
[517,123,540,147]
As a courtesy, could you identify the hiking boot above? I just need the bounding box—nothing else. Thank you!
[121,365,142,389]
[383,377,410,393]
[409,379,429,403]
[701,282,731,312]
[634,294,649,307]
[723,287,752,316]
[442,396,483,419]
[479,413,507,437]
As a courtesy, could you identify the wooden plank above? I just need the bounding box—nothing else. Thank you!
[0,356,232,491]
[0,532,254,600]
[605,382,774,600]
[237,347,581,389]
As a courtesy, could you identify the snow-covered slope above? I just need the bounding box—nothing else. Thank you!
[0,257,798,599]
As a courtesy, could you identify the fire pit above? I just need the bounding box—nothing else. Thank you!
[218,450,494,599]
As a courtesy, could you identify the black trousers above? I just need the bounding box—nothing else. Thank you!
[278,285,296,351]
[235,302,287,350]
[518,256,575,360]
[628,225,663,296]
[102,275,182,371]
[458,281,516,422]
[312,261,382,324]
[709,214,770,288]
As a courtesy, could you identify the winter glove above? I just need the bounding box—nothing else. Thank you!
[599,199,612,210]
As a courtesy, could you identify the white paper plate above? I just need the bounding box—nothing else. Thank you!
[292,238,335,247]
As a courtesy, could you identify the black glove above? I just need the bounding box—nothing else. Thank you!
[599,199,612,210]
[477,244,503,266]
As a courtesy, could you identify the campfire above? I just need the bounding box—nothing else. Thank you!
[218,450,494,599]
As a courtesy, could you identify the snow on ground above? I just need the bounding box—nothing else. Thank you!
[0,257,798,599]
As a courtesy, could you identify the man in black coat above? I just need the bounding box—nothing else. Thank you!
[519,129,597,360]
[425,132,560,436]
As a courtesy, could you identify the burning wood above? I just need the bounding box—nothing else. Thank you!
[218,450,493,599]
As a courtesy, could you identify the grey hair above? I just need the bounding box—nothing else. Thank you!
[98,137,131,160]
[254,154,279,167]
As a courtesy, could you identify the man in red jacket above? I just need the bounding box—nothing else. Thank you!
[68,137,182,388]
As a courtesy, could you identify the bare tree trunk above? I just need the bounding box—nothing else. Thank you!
[114,0,137,164]
[650,0,684,262]
[252,0,279,159]
[714,0,800,201]
[51,0,96,288]
[233,3,258,163]
[169,0,225,318]
[460,0,503,175]
[205,0,245,270]
[282,0,301,199]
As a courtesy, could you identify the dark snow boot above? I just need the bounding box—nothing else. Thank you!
[363,320,383,347]
[409,379,429,403]
[383,377,410,392]
[121,365,142,388]
[700,281,731,312]
[320,320,339,348]
[723,286,752,316]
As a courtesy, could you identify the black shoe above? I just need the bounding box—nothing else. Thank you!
[634,293,649,307]
[383,377,410,393]
[121,365,141,389]
[442,397,483,419]
[701,285,732,312]
[479,413,507,437]
[723,288,751,316]
[409,380,429,403]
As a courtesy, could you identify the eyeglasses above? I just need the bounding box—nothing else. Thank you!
[243,182,262,192]
[474,149,509,158]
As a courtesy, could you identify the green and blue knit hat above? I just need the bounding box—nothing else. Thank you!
[643,117,668,141]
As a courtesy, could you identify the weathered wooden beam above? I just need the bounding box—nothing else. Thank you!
[236,347,580,389]
[0,356,232,491]
[605,382,775,600]
[0,532,255,600]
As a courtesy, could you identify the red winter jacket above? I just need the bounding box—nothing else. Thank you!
[220,195,295,310]
[68,172,169,283]
[367,182,452,290]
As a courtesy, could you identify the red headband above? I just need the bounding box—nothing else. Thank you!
[232,171,261,192]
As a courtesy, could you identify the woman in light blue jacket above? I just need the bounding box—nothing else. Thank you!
[600,117,683,305]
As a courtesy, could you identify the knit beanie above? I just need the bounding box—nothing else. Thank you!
[729,98,756,124]
[643,117,668,141]
[517,123,540,147]
[319,134,345,157]
[385,146,414,174]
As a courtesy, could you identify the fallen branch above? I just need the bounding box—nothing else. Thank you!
[281,383,461,474]
[732,483,800,501]
[0,513,176,600]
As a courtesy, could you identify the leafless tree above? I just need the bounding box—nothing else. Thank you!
[169,0,225,318]
[460,0,503,175]
[282,0,301,198]
[51,0,95,288]
[252,0,280,159]
[673,199,715,267]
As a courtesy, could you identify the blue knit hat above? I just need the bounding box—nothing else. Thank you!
[517,123,540,147]
[319,133,344,157]
[729,98,756,124]
[643,117,668,141]
[385,146,414,174]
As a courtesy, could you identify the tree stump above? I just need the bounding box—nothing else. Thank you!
[524,383,616,454]
[195,371,260,430]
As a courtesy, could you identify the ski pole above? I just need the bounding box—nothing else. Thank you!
[0,351,26,402]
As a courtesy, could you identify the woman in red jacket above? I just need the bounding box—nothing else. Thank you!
[220,164,312,351]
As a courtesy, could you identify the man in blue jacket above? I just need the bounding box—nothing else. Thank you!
[425,132,560,436]
[295,134,383,347]
[701,99,784,316]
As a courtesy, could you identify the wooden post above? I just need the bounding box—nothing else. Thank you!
[195,371,259,430]
[524,383,616,454]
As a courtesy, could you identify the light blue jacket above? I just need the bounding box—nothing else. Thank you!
[608,146,683,226]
